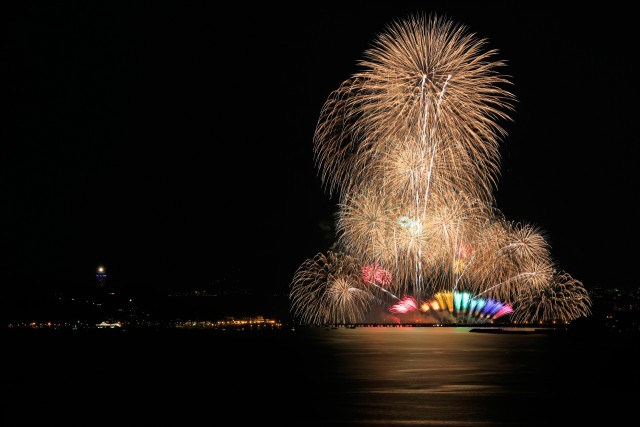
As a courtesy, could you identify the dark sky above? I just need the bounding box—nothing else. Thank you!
[2,2,637,297]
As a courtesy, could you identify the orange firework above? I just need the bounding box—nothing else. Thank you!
[512,272,591,322]
[290,14,589,325]
[290,252,375,324]
[314,15,514,204]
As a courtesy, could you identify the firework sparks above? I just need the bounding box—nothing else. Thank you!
[389,296,418,314]
[290,252,375,324]
[290,14,589,325]
[512,272,591,323]
[362,263,393,286]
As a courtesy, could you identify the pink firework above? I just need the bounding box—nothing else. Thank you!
[389,296,418,314]
[362,263,393,286]
[457,242,474,259]
[493,304,514,319]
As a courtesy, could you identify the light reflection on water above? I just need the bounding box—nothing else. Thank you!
[3,327,637,426]
[293,327,636,426]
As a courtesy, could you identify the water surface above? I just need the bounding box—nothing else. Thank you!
[3,327,637,425]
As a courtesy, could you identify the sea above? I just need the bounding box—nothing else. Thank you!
[3,326,638,426]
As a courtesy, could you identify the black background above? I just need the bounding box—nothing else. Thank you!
[2,2,637,299]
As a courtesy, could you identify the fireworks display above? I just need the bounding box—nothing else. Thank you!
[291,15,590,325]
[362,263,393,286]
[290,252,375,325]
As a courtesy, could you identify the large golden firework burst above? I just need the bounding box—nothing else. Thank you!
[314,15,513,202]
[511,272,592,323]
[291,14,589,324]
[290,252,376,325]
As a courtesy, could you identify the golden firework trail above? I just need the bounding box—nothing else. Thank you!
[291,14,589,325]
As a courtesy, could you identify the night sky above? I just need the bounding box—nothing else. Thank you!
[2,2,637,299]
